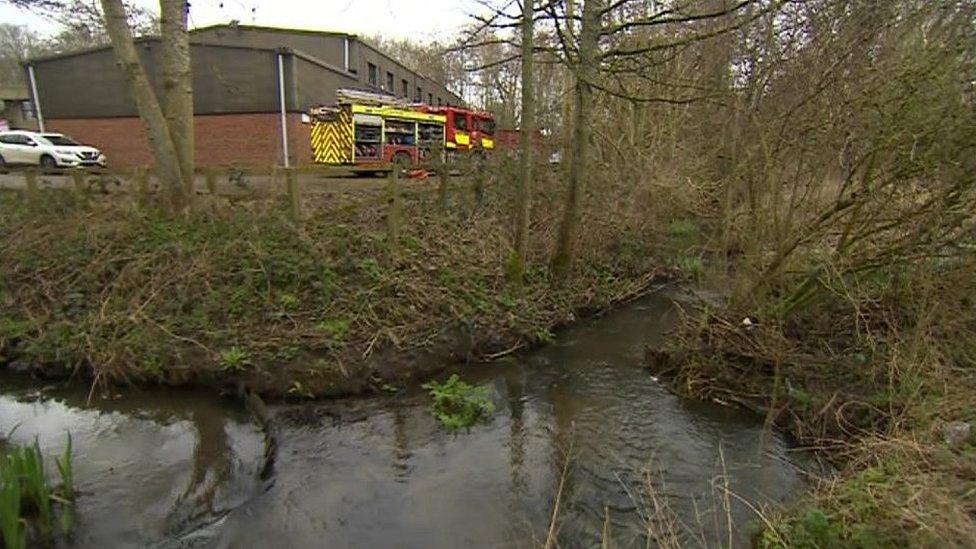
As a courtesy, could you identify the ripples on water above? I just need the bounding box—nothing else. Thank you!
[0,290,811,548]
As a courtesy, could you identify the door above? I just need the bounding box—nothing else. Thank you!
[0,134,34,164]
[19,135,43,164]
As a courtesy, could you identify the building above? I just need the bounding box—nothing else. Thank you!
[0,86,39,131]
[24,24,462,168]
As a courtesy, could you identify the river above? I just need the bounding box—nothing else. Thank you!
[0,288,812,548]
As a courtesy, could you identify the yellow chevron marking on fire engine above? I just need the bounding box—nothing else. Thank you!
[481,137,494,149]
[310,109,353,164]
[455,132,470,146]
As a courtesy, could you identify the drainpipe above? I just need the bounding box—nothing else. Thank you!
[277,52,290,168]
[26,64,45,132]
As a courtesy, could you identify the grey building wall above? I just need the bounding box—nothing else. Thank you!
[30,41,286,118]
[192,25,349,70]
[193,25,462,105]
[27,25,463,119]
[292,53,360,111]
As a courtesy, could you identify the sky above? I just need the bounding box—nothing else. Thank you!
[0,0,486,43]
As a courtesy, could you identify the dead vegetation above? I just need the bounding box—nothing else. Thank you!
[0,165,668,399]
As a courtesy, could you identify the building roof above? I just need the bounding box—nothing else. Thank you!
[0,86,28,101]
[190,23,356,39]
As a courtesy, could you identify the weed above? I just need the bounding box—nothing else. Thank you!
[219,346,250,372]
[315,318,351,339]
[673,255,705,279]
[535,328,555,344]
[666,218,700,241]
[423,374,495,429]
[279,293,301,310]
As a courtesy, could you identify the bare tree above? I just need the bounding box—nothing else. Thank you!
[551,0,601,280]
[158,0,193,197]
[511,0,537,281]
[4,0,191,213]
[99,0,186,211]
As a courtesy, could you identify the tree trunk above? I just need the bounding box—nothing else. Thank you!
[560,0,575,170]
[99,0,186,213]
[552,0,601,281]
[158,0,194,199]
[512,0,535,281]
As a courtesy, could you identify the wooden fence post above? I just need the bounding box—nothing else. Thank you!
[205,167,217,195]
[386,168,400,261]
[24,169,38,205]
[285,168,301,220]
[472,158,486,210]
[137,168,150,204]
[71,170,85,194]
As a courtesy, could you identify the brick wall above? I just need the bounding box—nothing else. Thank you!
[46,113,315,169]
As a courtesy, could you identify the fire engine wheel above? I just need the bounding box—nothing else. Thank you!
[392,152,412,173]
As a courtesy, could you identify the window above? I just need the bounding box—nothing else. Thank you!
[42,134,79,146]
[20,101,35,120]
[428,93,433,105]
[367,63,378,86]
[401,79,409,98]
[454,114,469,131]
[386,71,394,91]
[476,118,495,135]
[0,134,32,145]
[436,97,442,106]
[416,86,422,102]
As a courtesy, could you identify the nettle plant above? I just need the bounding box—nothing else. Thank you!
[423,374,495,429]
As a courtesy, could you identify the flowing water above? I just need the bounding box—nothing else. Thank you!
[0,289,812,548]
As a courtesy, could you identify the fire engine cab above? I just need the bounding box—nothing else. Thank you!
[422,106,496,153]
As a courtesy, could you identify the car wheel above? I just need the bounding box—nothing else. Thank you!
[39,155,58,171]
[0,154,7,173]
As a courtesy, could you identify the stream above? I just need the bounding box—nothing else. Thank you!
[0,289,812,548]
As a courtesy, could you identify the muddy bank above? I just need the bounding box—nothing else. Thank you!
[643,297,976,547]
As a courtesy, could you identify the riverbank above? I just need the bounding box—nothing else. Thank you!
[0,177,670,399]
[647,263,976,546]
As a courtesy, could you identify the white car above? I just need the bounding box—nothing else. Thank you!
[0,130,107,170]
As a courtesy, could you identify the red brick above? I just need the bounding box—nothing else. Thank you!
[46,113,315,169]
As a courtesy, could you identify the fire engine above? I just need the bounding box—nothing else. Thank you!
[422,105,496,153]
[308,89,497,170]
[309,89,447,170]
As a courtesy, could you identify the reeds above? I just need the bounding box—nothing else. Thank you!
[0,435,75,548]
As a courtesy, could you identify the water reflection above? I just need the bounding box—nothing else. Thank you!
[0,289,811,548]
[0,383,264,548]
[217,291,809,548]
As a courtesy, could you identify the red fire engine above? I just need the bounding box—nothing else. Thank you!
[422,106,496,153]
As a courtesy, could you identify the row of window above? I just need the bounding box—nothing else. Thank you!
[366,62,444,106]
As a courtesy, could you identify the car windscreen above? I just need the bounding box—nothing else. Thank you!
[42,135,79,146]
